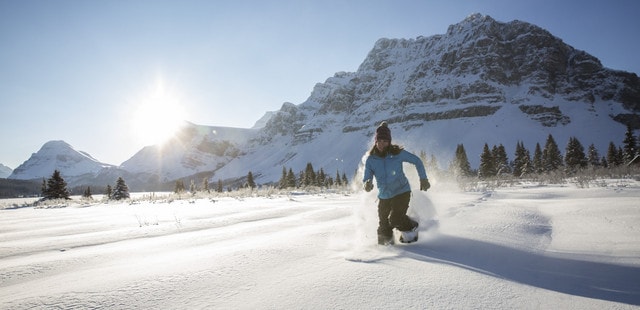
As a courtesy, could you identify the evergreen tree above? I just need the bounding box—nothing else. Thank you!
[217,179,223,193]
[105,185,112,200]
[202,178,210,193]
[542,134,563,171]
[492,144,510,175]
[587,144,601,167]
[341,173,348,186]
[532,143,543,173]
[82,186,93,199]
[606,142,622,167]
[335,170,342,186]
[287,168,297,188]
[44,170,70,200]
[112,177,130,200]
[174,180,185,194]
[190,179,197,194]
[279,167,288,189]
[623,125,637,164]
[316,168,326,187]
[451,144,472,177]
[513,141,532,177]
[246,171,256,189]
[303,163,316,186]
[564,137,587,172]
[478,143,496,179]
[41,178,47,197]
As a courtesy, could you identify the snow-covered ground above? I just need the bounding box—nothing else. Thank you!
[1,180,639,309]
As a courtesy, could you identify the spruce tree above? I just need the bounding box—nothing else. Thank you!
[82,186,93,199]
[316,168,326,187]
[190,179,197,194]
[542,134,563,171]
[279,167,288,189]
[532,143,543,173]
[607,142,621,167]
[112,177,130,200]
[452,144,472,177]
[587,144,601,167]
[564,137,587,172]
[513,141,532,177]
[174,180,185,194]
[492,144,510,175]
[303,163,315,186]
[478,143,496,179]
[287,168,297,188]
[202,178,210,193]
[217,179,223,193]
[105,185,113,200]
[44,170,70,200]
[622,125,637,164]
[246,171,256,189]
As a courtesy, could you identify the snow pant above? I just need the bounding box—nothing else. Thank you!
[377,191,417,243]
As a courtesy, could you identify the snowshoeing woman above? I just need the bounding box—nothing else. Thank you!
[362,121,430,245]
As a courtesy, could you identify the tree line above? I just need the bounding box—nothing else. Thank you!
[448,125,639,179]
[40,170,130,201]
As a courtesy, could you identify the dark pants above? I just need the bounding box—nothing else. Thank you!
[377,191,417,242]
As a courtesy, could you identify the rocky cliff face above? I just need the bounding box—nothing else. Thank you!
[258,14,639,140]
[217,13,639,183]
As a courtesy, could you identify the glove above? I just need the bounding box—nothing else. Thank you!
[420,179,430,191]
[364,180,373,192]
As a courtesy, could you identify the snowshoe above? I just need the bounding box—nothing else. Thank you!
[399,226,419,243]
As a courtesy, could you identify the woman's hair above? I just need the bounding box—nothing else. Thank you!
[369,143,403,156]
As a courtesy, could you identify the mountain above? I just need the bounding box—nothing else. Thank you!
[8,140,115,182]
[7,14,640,188]
[212,13,639,183]
[120,122,257,184]
[0,164,12,178]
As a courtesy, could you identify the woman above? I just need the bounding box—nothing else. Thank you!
[363,121,430,245]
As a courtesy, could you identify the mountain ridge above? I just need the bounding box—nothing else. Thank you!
[7,14,640,190]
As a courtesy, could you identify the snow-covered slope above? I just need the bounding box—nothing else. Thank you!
[1,181,639,308]
[0,164,12,178]
[120,122,257,182]
[8,140,113,180]
[214,14,639,184]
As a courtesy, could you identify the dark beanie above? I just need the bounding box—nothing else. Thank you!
[375,121,391,141]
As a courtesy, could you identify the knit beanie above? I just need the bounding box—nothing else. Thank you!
[375,121,392,142]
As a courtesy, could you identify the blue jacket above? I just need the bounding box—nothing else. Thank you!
[363,149,428,199]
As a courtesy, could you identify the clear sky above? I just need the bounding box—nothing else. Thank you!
[1,0,639,169]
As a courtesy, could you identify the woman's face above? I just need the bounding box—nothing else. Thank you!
[375,139,390,153]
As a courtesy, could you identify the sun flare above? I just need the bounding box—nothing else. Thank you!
[130,78,187,146]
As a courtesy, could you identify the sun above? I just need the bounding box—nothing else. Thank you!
[130,78,187,146]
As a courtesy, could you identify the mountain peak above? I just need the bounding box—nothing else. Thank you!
[8,140,113,180]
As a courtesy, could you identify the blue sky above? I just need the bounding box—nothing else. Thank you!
[1,0,639,169]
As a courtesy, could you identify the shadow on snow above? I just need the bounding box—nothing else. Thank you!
[404,235,640,306]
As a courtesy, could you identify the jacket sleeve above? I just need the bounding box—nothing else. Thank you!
[401,150,428,179]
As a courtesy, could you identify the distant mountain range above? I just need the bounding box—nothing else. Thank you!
[6,14,639,192]
[0,164,12,178]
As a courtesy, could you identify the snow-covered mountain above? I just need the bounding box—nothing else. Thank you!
[0,164,12,178]
[213,13,639,183]
[120,122,257,183]
[8,140,114,181]
[7,14,640,188]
